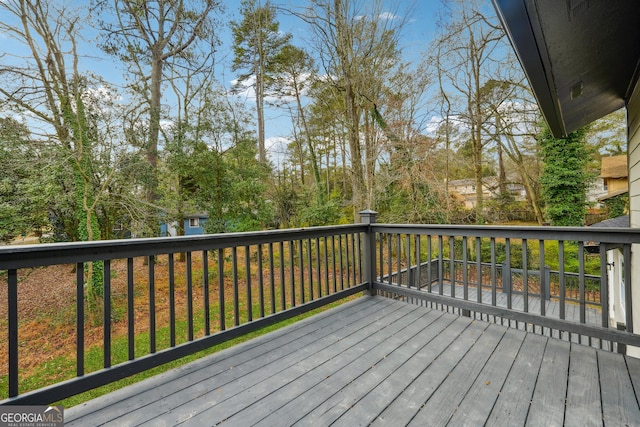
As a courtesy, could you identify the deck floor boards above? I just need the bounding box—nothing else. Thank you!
[65,296,640,426]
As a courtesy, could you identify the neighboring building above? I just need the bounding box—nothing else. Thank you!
[599,155,629,200]
[448,177,526,210]
[160,213,208,237]
[587,179,607,205]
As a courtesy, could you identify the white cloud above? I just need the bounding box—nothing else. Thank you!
[265,136,291,166]
[229,74,308,106]
[379,12,399,20]
[229,76,256,101]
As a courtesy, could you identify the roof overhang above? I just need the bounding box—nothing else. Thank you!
[492,0,640,137]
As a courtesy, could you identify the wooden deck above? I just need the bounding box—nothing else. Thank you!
[65,296,640,426]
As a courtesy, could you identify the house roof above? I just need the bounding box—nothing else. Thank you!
[598,188,629,201]
[600,155,628,179]
[492,0,640,137]
[589,215,629,228]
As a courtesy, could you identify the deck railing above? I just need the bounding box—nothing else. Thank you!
[371,217,640,352]
[2,210,640,404]
[0,225,366,404]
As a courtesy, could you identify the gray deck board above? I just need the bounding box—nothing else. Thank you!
[440,327,527,426]
[565,344,602,427]
[406,324,507,426]
[212,306,441,426]
[526,337,570,427]
[254,311,455,426]
[368,320,490,426]
[323,317,480,426]
[486,333,547,426]
[67,296,389,425]
[143,300,419,426]
[64,295,640,427]
[598,350,640,425]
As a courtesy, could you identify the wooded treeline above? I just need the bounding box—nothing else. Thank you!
[0,0,626,246]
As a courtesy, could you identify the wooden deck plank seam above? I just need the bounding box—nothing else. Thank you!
[230,309,451,426]
[63,296,640,427]
[137,301,420,425]
[66,297,392,424]
[180,303,431,425]
[297,315,479,426]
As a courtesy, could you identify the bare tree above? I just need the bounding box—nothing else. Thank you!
[294,0,408,216]
[0,0,136,294]
[431,0,505,223]
[96,0,221,234]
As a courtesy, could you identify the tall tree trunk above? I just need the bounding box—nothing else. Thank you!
[147,53,163,234]
[256,63,266,162]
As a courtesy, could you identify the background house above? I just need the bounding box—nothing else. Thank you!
[448,177,526,210]
[160,213,208,237]
[600,155,629,199]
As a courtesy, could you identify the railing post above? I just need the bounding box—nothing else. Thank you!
[360,210,378,296]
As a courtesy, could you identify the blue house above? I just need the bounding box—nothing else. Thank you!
[160,213,208,237]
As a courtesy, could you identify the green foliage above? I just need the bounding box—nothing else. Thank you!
[604,193,629,219]
[377,181,449,225]
[231,0,290,80]
[462,239,531,269]
[539,123,594,226]
[542,241,600,276]
[298,195,342,227]
[0,118,50,242]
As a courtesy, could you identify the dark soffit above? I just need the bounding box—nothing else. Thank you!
[492,0,640,137]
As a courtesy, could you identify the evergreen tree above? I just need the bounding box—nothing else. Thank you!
[231,0,291,163]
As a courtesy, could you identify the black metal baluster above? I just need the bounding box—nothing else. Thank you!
[289,241,296,306]
[245,246,252,322]
[187,251,194,340]
[203,250,210,335]
[505,238,512,310]
[450,236,455,298]
[232,247,239,326]
[218,248,225,331]
[269,243,276,314]
[299,240,306,303]
[148,256,156,353]
[476,237,482,304]
[258,244,265,318]
[104,259,112,367]
[522,239,529,313]
[324,236,330,295]
[462,237,468,301]
[600,244,609,328]
[8,268,18,397]
[491,238,496,306]
[127,258,135,360]
[76,263,85,375]
[578,241,586,324]
[559,241,565,320]
[307,239,313,301]
[625,244,633,333]
[169,253,176,347]
[540,240,546,317]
